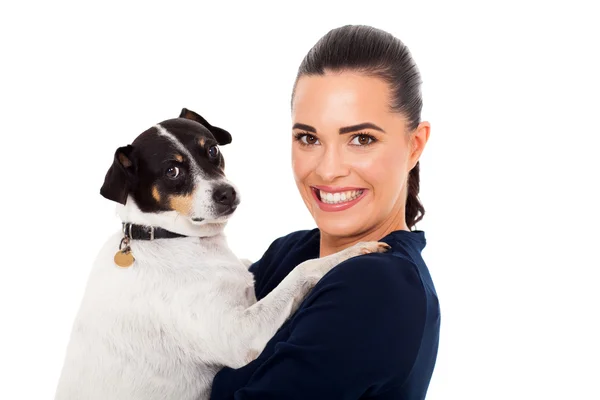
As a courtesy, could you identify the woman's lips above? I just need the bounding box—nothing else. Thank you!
[310,186,367,212]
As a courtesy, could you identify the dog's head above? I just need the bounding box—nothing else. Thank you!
[100,108,239,232]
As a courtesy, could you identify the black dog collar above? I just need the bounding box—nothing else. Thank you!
[122,222,187,240]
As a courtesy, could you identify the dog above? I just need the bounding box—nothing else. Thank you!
[54,108,390,400]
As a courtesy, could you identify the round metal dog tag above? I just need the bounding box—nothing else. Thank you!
[114,249,135,268]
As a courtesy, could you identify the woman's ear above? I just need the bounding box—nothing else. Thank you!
[99,145,137,205]
[179,108,232,146]
[409,121,430,170]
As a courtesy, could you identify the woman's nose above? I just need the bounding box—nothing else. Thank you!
[315,146,350,182]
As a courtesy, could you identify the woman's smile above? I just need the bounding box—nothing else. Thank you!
[310,185,368,211]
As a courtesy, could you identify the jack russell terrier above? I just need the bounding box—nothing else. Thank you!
[54,108,390,400]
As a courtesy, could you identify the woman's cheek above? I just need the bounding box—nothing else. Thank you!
[356,147,406,197]
[349,152,383,186]
[291,149,307,182]
[292,147,319,181]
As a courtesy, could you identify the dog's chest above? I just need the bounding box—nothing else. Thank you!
[58,234,255,399]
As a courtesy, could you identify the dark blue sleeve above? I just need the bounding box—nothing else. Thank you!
[225,254,428,399]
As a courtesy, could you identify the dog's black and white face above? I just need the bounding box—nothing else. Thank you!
[100,109,239,230]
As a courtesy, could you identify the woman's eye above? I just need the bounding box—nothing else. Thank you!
[350,134,374,146]
[300,134,319,145]
[208,145,219,159]
[165,166,180,179]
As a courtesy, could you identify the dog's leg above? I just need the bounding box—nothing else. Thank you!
[225,241,390,367]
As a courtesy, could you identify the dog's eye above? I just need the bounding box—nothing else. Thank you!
[208,145,219,159]
[165,166,180,179]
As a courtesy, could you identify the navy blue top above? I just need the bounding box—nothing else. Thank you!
[210,229,440,400]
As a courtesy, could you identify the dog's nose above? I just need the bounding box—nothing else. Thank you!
[213,185,236,206]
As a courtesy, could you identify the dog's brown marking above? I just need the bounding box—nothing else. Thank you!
[152,186,161,202]
[174,153,183,162]
[118,153,132,168]
[199,137,206,147]
[169,193,194,215]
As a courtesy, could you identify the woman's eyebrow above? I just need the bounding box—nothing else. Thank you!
[292,123,316,133]
[292,122,386,134]
[339,123,385,134]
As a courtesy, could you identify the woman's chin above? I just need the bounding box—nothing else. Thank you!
[309,196,371,238]
[313,213,365,239]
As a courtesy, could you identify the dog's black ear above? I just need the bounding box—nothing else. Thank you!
[100,145,137,205]
[179,108,232,145]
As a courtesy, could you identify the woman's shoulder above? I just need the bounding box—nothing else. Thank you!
[314,231,438,311]
[331,230,429,282]
[322,251,425,301]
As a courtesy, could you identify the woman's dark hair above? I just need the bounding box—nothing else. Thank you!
[292,25,425,230]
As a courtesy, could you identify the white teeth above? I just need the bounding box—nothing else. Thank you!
[318,189,364,204]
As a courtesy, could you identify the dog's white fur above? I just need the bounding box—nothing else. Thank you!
[55,152,386,398]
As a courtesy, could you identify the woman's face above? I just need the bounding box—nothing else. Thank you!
[291,72,429,239]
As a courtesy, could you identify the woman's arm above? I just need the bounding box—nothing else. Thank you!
[211,254,434,400]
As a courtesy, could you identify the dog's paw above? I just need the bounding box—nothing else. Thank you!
[358,241,391,255]
[325,241,391,266]
[344,241,391,257]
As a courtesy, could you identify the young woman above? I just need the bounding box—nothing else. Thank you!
[210,24,440,400]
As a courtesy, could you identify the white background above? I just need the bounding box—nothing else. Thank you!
[1,1,598,399]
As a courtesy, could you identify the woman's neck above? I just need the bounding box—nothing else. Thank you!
[319,207,409,258]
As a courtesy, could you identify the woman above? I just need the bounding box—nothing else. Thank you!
[211,24,440,400]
